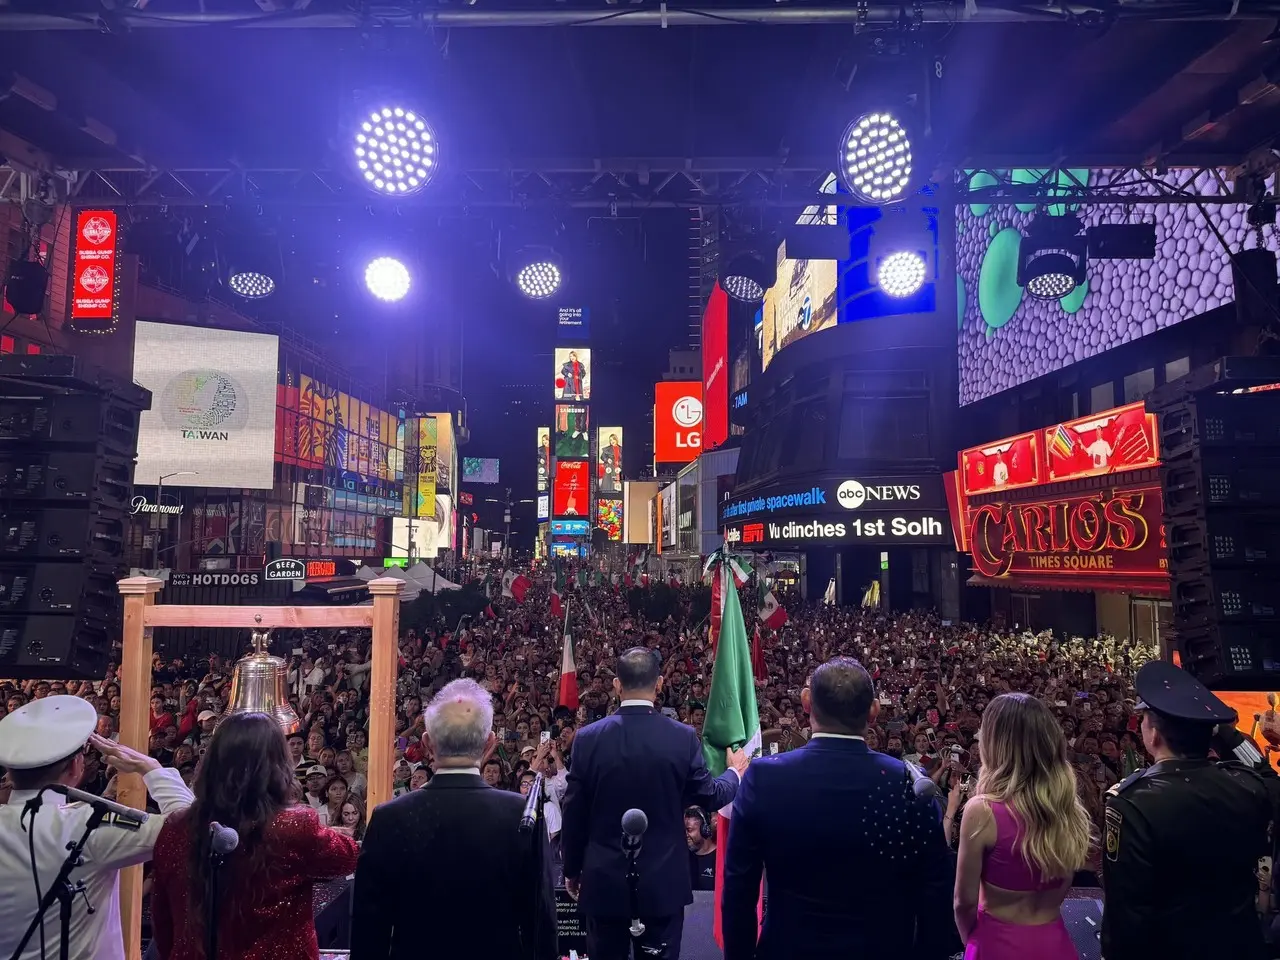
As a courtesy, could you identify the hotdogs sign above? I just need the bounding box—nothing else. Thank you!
[967,487,1167,582]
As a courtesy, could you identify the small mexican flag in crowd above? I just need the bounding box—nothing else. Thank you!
[557,607,578,709]
[758,582,788,629]
[550,562,566,618]
[502,569,531,603]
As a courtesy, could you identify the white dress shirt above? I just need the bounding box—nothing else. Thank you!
[0,767,193,960]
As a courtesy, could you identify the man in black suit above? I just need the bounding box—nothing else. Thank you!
[722,657,955,960]
[562,647,747,960]
[351,678,557,960]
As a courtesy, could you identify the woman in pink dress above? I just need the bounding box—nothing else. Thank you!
[954,693,1094,960]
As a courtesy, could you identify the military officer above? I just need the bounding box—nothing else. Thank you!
[1102,661,1275,960]
[0,695,194,960]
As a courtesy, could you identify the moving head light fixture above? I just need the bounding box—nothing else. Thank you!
[869,205,931,299]
[346,94,439,199]
[839,108,919,207]
[509,245,564,300]
[1017,214,1088,301]
[721,251,775,305]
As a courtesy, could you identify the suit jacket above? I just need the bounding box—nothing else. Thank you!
[561,704,738,917]
[722,737,954,960]
[351,773,556,960]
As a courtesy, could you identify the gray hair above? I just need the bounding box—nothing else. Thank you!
[423,678,494,762]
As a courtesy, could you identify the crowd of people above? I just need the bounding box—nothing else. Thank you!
[0,570,1162,876]
[5,563,1280,960]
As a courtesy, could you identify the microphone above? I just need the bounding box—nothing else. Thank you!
[45,784,150,825]
[903,760,938,800]
[209,822,240,857]
[621,808,648,851]
[518,773,544,835]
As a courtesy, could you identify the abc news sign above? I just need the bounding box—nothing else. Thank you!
[721,477,950,547]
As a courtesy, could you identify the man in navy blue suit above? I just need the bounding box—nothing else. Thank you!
[722,657,955,960]
[562,647,748,960]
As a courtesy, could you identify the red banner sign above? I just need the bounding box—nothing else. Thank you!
[960,430,1041,496]
[70,210,119,321]
[967,486,1167,583]
[553,460,589,517]
[1043,401,1159,482]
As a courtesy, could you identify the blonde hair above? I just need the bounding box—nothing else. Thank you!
[972,693,1094,880]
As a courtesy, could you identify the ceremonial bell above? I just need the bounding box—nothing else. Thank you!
[226,628,301,734]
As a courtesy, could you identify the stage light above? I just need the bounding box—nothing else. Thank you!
[228,270,275,299]
[4,259,49,315]
[365,257,411,302]
[1017,215,1087,301]
[510,246,563,299]
[722,252,774,304]
[877,251,926,298]
[354,106,438,197]
[840,111,913,206]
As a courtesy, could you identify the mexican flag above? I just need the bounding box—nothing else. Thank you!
[502,569,531,603]
[557,607,579,709]
[701,578,762,947]
[758,586,788,629]
[708,552,752,651]
[550,563,565,618]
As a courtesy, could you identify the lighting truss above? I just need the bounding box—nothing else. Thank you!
[958,164,1273,208]
[18,158,836,210]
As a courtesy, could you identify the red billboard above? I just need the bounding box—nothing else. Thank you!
[959,430,1041,496]
[70,209,120,322]
[654,380,703,464]
[553,459,590,517]
[701,282,730,453]
[1043,401,1159,482]
[966,485,1168,589]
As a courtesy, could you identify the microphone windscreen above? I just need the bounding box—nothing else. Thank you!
[210,823,241,855]
[621,808,649,838]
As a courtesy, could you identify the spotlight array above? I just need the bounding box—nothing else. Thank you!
[723,275,765,303]
[354,106,437,197]
[840,112,912,206]
[365,257,411,302]
[1024,259,1080,300]
[877,251,927,298]
[515,260,562,300]
[228,271,275,300]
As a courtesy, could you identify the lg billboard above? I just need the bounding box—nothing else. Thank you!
[653,381,703,465]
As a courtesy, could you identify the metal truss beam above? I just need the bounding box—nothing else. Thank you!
[960,163,1275,207]
[0,1,1273,30]
[4,159,838,210]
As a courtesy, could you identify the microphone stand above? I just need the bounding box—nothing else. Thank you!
[9,794,108,960]
[623,834,645,939]
[206,843,230,960]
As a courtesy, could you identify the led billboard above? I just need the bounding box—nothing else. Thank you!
[554,404,590,459]
[536,426,552,490]
[701,282,730,452]
[653,381,702,464]
[553,460,590,517]
[70,209,121,328]
[412,418,438,519]
[956,167,1278,404]
[462,457,500,484]
[597,426,623,496]
[554,346,591,401]
[661,483,677,547]
[597,498,623,541]
[134,321,279,489]
[558,306,590,341]
[537,493,550,520]
[432,413,456,494]
[277,378,403,482]
[760,239,839,371]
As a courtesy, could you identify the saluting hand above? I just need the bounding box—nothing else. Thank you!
[89,734,160,776]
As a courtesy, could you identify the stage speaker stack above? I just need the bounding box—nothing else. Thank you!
[0,354,150,680]
[1151,356,1280,688]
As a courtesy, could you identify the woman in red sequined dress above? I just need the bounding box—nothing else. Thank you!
[150,713,360,960]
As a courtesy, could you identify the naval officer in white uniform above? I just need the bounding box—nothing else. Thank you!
[0,695,194,960]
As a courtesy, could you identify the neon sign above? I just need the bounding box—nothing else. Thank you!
[968,487,1167,581]
[307,560,337,578]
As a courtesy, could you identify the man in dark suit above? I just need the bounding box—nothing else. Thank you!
[562,647,748,960]
[722,657,955,960]
[351,678,557,960]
